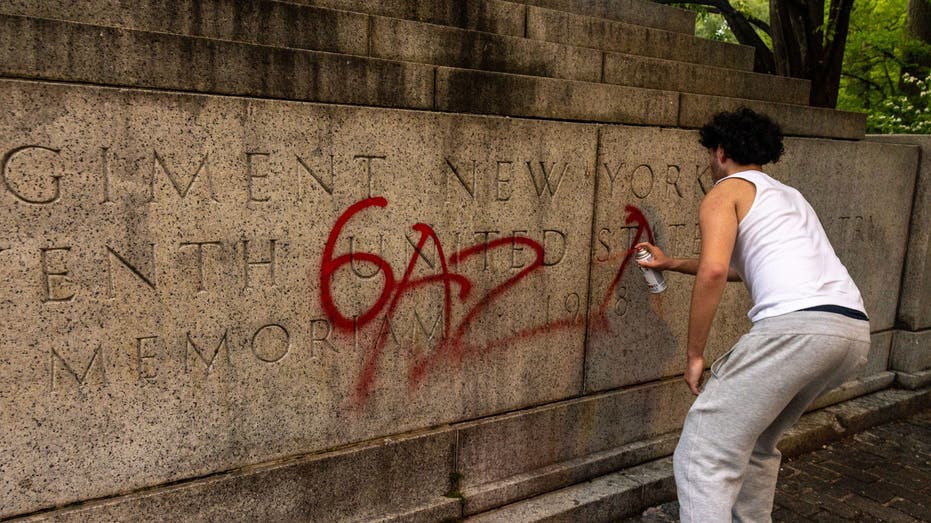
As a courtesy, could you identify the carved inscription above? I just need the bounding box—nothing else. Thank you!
[443,157,576,203]
[149,152,218,202]
[2,145,62,204]
[3,141,686,402]
[107,244,157,297]
[185,330,229,374]
[251,324,290,363]
[246,152,271,202]
[600,162,711,199]
[136,336,159,383]
[50,346,105,391]
[242,239,278,289]
[180,241,222,293]
[39,247,76,303]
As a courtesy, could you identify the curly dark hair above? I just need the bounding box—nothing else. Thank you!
[699,107,785,165]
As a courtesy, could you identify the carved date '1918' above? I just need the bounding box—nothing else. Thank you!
[320,197,655,405]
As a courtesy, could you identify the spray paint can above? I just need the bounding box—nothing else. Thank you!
[635,247,667,293]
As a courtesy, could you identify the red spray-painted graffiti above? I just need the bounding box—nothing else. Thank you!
[319,197,654,405]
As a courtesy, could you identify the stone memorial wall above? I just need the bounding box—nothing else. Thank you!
[0,0,928,521]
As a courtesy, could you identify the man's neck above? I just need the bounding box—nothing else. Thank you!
[714,163,764,182]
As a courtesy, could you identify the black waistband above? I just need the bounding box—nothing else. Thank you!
[798,304,869,321]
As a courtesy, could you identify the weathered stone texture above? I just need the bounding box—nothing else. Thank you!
[603,54,810,104]
[867,135,931,331]
[0,79,595,517]
[0,0,371,55]
[12,432,460,522]
[286,0,527,35]
[891,330,931,374]
[679,94,868,139]
[368,16,604,82]
[0,0,923,511]
[510,0,697,34]
[434,68,680,124]
[768,139,919,331]
[456,380,690,489]
[525,5,754,71]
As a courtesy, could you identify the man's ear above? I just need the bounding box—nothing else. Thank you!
[716,147,728,164]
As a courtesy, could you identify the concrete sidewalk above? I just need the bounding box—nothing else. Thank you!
[623,407,931,522]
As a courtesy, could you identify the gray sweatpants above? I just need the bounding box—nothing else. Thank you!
[674,311,870,523]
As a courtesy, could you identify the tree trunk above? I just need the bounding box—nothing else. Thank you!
[816,0,855,107]
[771,0,852,107]
[903,0,931,95]
[907,0,931,44]
[662,0,853,107]
[654,0,776,73]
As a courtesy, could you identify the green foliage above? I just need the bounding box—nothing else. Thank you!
[867,72,931,133]
[837,0,908,112]
[690,0,770,45]
[694,10,737,42]
[680,0,931,132]
[837,0,931,133]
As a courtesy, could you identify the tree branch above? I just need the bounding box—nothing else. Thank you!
[659,0,775,73]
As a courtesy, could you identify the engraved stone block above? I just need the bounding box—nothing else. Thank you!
[0,79,596,517]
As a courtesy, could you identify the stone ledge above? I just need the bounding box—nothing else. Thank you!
[295,0,528,35]
[507,0,696,34]
[463,466,644,522]
[679,93,867,140]
[896,369,931,390]
[0,1,801,106]
[2,14,846,132]
[0,0,372,56]
[0,14,435,109]
[891,329,931,373]
[806,372,897,412]
[434,67,679,124]
[461,433,679,515]
[8,430,459,522]
[463,386,931,523]
[525,3,755,71]
[603,51,810,105]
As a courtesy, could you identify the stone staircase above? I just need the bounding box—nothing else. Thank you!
[0,0,862,137]
[1,1,904,522]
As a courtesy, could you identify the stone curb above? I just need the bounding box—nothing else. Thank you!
[463,386,931,522]
[896,369,931,389]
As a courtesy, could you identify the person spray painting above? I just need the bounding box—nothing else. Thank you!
[637,107,870,522]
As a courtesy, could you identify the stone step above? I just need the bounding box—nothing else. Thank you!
[371,16,807,104]
[0,14,861,138]
[463,388,931,522]
[284,0,754,72]
[463,458,674,522]
[520,2,755,72]
[286,0,697,34]
[440,70,863,138]
[678,93,865,140]
[492,0,697,34]
[0,1,794,103]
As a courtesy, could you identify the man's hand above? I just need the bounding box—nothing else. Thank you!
[635,242,674,270]
[685,356,705,395]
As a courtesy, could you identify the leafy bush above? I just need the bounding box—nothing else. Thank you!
[867,72,931,133]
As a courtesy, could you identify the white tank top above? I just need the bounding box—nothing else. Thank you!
[717,170,866,322]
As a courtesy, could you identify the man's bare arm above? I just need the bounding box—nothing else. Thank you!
[635,243,741,281]
[683,187,740,394]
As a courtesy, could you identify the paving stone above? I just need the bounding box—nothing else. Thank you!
[810,495,867,520]
[890,497,931,521]
[816,461,882,483]
[624,408,931,523]
[771,506,816,522]
[843,493,921,523]
[773,490,823,517]
[792,461,842,482]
